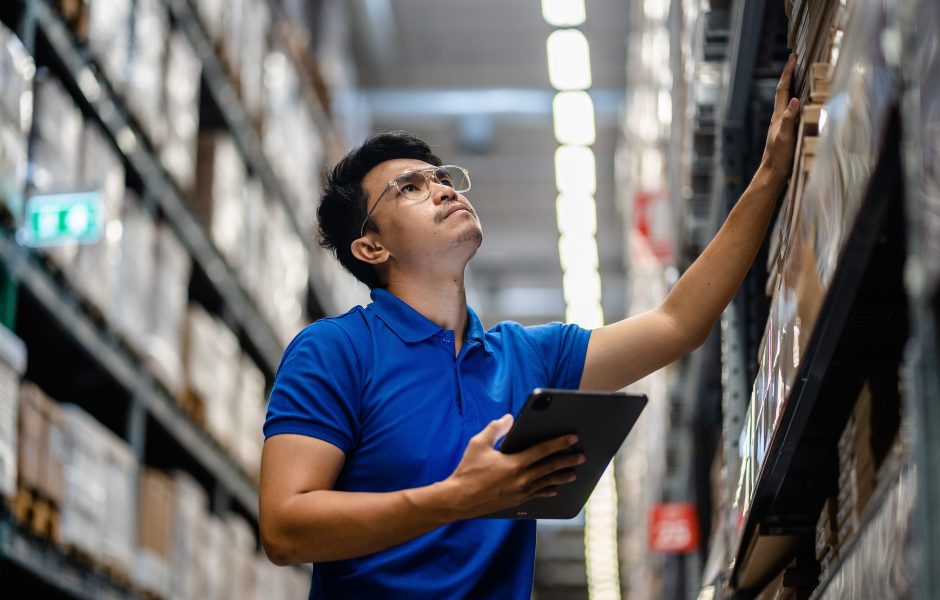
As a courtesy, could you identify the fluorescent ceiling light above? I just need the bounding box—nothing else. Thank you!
[553,91,596,145]
[565,301,604,330]
[562,267,601,305]
[558,233,599,272]
[556,193,597,236]
[541,0,586,26]
[555,145,597,195]
[643,0,669,22]
[547,29,592,90]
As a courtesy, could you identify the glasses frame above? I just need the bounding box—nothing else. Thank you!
[358,165,471,238]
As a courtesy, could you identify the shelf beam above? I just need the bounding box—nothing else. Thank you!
[26,0,284,377]
[0,234,260,521]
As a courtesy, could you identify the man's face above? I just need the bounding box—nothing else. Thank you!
[360,158,483,267]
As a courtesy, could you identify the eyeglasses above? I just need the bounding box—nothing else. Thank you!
[359,165,471,237]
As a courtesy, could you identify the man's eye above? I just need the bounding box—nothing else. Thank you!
[440,178,455,188]
[402,184,419,193]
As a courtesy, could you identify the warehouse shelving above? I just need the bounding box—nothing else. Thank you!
[165,0,335,320]
[729,113,906,591]
[0,0,332,596]
[21,0,285,378]
[0,512,140,600]
[0,231,260,520]
[678,0,921,597]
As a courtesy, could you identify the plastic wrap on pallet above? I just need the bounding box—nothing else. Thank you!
[194,0,225,44]
[813,462,914,600]
[134,468,175,598]
[222,0,246,81]
[0,24,34,214]
[99,419,136,575]
[126,0,168,145]
[161,31,201,192]
[262,45,324,211]
[194,132,248,268]
[170,470,210,600]
[239,177,266,297]
[0,326,25,500]
[904,0,940,294]
[204,514,235,600]
[239,0,270,121]
[235,353,265,478]
[226,513,257,600]
[184,304,239,452]
[112,192,156,351]
[147,223,191,396]
[261,203,308,344]
[69,120,125,319]
[28,71,83,271]
[59,404,109,559]
[86,0,132,92]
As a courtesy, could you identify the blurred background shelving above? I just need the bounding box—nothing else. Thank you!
[0,1,936,599]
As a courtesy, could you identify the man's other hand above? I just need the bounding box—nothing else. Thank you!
[441,414,585,519]
[760,53,801,186]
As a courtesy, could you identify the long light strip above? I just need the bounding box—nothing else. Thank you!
[543,7,621,600]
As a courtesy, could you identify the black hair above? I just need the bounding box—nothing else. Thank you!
[317,131,442,289]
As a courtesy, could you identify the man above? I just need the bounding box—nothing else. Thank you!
[260,56,800,599]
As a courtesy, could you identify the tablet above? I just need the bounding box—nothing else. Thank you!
[481,388,647,520]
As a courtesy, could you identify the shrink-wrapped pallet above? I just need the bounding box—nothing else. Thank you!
[0,325,25,500]
[0,24,34,214]
[161,31,201,191]
[86,0,132,92]
[147,223,191,396]
[135,468,175,598]
[112,192,156,351]
[235,354,265,478]
[170,470,211,600]
[126,0,168,145]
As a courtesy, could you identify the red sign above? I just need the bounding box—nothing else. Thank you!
[631,190,673,263]
[649,502,700,553]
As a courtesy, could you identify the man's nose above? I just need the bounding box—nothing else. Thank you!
[431,182,455,204]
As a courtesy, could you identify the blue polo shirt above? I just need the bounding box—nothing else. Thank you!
[264,288,591,599]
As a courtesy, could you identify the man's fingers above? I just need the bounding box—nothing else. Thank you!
[526,452,585,481]
[474,414,514,448]
[783,97,800,123]
[775,53,797,115]
[515,434,579,466]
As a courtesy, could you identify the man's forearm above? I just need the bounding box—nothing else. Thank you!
[661,167,785,343]
[266,480,459,564]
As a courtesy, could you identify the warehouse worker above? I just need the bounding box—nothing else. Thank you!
[259,56,800,599]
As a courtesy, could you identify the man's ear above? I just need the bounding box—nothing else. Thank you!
[351,235,390,266]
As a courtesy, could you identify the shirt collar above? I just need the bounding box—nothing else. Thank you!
[368,288,492,353]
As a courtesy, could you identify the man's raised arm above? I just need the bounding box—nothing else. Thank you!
[580,54,800,392]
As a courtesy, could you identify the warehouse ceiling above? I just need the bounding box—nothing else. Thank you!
[346,0,630,328]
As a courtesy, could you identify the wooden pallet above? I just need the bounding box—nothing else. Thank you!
[11,486,61,545]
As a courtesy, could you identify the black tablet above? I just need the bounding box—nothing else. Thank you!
[481,388,648,520]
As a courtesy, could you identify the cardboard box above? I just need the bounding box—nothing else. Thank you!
[170,470,210,600]
[161,31,201,191]
[146,222,191,396]
[126,0,168,145]
[16,383,44,493]
[87,0,132,92]
[0,24,34,215]
[42,396,66,506]
[134,468,175,598]
[69,120,125,319]
[112,192,156,351]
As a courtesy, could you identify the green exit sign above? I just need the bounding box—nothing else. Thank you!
[20,192,104,247]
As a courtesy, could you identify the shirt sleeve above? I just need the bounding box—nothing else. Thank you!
[523,322,592,389]
[263,320,363,453]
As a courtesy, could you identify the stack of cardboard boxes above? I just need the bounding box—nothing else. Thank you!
[0,24,34,217]
[0,326,26,502]
[182,304,265,480]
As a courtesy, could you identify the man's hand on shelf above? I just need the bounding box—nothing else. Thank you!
[759,53,801,190]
